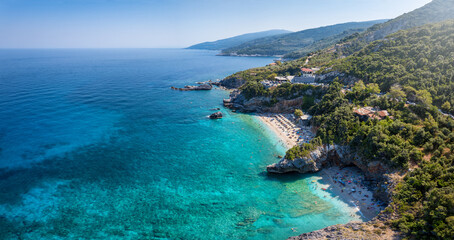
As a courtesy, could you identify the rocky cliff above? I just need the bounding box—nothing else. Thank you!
[219,77,246,89]
[226,89,314,113]
[266,144,388,180]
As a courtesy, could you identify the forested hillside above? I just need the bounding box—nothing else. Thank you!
[339,0,454,55]
[220,20,386,56]
[323,20,454,114]
[285,20,454,239]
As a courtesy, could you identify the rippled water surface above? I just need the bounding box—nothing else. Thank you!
[0,49,362,239]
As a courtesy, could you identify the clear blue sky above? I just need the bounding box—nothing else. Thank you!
[0,0,432,48]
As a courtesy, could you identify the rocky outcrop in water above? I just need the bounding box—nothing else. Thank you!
[209,112,223,119]
[171,83,212,91]
[266,144,388,180]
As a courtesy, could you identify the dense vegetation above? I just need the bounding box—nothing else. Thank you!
[284,80,446,169]
[278,20,454,238]
[220,20,386,56]
[187,29,291,50]
[323,20,454,114]
[284,78,454,238]
[240,82,322,103]
[393,154,454,239]
[285,137,322,160]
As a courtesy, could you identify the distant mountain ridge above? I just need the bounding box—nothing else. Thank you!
[282,28,366,59]
[219,20,387,57]
[187,29,292,50]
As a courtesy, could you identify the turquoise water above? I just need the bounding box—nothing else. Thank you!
[0,49,362,239]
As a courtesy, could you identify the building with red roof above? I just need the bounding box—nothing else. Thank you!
[354,107,391,121]
[301,68,314,74]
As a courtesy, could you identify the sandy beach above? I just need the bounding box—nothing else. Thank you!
[312,166,386,220]
[256,113,315,149]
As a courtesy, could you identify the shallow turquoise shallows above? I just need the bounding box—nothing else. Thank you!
[0,49,363,239]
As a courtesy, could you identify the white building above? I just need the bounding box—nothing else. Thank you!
[292,76,316,84]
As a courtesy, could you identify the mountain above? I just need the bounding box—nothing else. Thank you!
[219,20,387,57]
[340,0,454,55]
[282,29,365,59]
[187,29,292,50]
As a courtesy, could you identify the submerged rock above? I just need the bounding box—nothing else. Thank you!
[209,112,223,119]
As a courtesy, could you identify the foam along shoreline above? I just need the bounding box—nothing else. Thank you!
[256,113,315,150]
[312,166,386,221]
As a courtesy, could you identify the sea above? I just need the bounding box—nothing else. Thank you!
[0,49,363,239]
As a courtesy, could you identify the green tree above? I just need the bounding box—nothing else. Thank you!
[388,85,405,101]
[366,83,380,94]
[416,90,432,106]
[442,101,451,112]
[352,80,366,93]
[267,73,277,80]
[294,109,303,118]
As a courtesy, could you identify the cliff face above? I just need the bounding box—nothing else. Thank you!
[227,89,312,113]
[266,145,388,180]
[219,77,246,89]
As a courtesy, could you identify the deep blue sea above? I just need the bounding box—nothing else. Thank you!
[0,49,362,239]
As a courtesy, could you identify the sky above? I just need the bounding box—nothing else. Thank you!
[0,0,432,48]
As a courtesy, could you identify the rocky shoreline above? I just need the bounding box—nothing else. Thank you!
[288,221,400,240]
[265,144,399,239]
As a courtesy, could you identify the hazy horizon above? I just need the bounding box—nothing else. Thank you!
[0,0,432,48]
